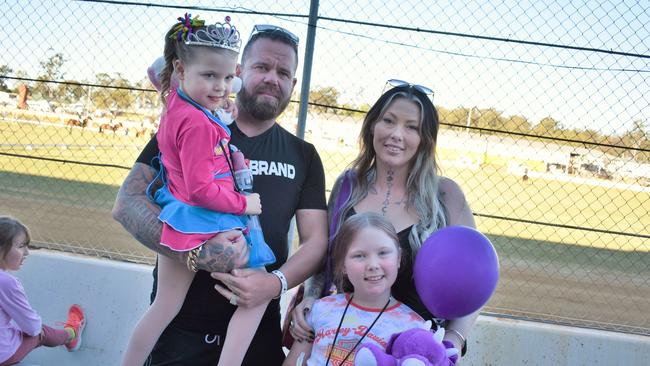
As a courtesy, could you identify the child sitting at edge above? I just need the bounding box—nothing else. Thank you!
[0,216,86,366]
[121,14,275,366]
[284,213,427,366]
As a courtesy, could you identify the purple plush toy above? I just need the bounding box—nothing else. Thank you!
[354,324,458,366]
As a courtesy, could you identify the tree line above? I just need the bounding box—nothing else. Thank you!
[307,86,649,163]
[1,53,648,163]
[0,53,157,112]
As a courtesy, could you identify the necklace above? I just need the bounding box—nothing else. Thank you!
[380,169,394,216]
[324,294,392,366]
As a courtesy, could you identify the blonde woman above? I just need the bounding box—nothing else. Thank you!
[291,81,478,361]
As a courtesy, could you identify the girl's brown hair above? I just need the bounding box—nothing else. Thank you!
[0,216,30,260]
[330,212,400,293]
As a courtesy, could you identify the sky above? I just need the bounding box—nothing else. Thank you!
[1,0,648,135]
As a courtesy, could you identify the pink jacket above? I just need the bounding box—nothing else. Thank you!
[157,89,246,215]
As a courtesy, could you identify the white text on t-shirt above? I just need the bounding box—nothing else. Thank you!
[249,160,295,179]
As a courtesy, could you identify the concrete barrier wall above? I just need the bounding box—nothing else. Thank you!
[13,251,650,366]
[15,251,152,366]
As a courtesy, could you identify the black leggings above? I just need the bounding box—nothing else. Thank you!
[145,318,285,366]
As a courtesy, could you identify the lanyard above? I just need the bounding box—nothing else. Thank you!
[218,140,241,193]
[324,295,391,366]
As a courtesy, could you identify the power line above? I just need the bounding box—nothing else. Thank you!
[314,23,650,73]
[74,0,309,19]
[318,16,650,60]
[234,4,650,72]
[74,1,649,72]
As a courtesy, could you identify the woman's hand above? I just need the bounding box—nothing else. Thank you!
[290,296,316,343]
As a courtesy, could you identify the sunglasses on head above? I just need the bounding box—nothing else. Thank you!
[387,79,434,98]
[249,24,299,46]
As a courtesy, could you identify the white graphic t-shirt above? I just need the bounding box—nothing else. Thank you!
[306,293,426,366]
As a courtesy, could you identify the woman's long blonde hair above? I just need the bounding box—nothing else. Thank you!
[335,86,447,260]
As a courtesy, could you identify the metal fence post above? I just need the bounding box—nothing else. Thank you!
[296,0,319,139]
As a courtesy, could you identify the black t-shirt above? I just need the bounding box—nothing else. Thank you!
[137,122,326,333]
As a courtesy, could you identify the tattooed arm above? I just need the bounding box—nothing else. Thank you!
[112,162,248,272]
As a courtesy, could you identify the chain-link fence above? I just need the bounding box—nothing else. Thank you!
[1,0,648,336]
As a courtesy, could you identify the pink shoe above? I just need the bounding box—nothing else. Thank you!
[64,304,86,352]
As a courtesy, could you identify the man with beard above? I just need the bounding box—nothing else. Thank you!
[112,25,328,366]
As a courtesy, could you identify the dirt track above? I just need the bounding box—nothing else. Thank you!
[1,194,649,335]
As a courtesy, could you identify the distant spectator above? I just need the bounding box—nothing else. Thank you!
[16,84,28,109]
[0,216,86,365]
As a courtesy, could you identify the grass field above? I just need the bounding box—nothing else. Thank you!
[1,118,649,335]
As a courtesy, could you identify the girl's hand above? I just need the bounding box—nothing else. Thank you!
[222,98,238,120]
[290,296,316,343]
[245,193,262,215]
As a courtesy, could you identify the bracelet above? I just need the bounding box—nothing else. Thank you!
[446,329,467,356]
[186,245,203,273]
[271,270,288,299]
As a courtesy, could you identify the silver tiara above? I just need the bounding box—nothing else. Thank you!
[185,17,242,53]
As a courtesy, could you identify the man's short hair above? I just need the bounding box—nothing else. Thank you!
[241,26,299,70]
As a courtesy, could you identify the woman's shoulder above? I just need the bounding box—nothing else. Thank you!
[438,176,463,195]
[437,176,466,204]
[329,170,355,199]
[437,176,475,227]
[334,169,355,183]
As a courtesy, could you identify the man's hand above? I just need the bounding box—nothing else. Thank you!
[212,268,281,308]
[196,230,249,272]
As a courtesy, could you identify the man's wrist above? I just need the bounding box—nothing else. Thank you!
[186,245,203,272]
[271,270,288,299]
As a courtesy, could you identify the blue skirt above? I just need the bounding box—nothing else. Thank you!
[154,185,248,235]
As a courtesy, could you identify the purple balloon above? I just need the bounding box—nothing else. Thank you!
[413,226,499,319]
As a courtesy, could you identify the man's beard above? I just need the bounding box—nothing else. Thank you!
[237,84,291,121]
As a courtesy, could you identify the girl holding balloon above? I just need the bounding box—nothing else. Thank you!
[284,212,438,366]
[290,80,480,358]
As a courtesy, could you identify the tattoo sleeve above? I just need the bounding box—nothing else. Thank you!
[112,162,247,272]
[194,235,249,273]
[112,162,185,263]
